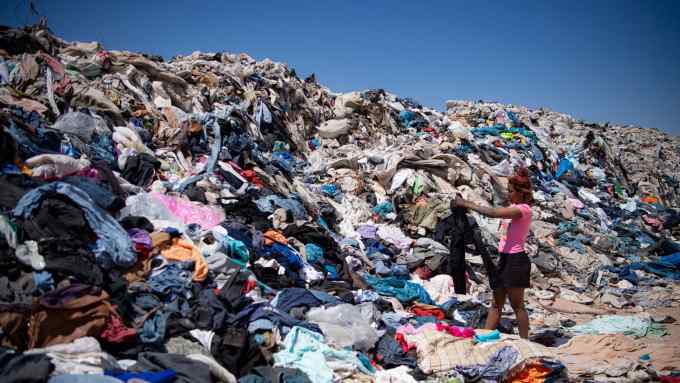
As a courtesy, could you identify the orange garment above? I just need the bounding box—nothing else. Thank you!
[409,302,445,320]
[642,196,659,204]
[263,230,288,246]
[507,362,553,382]
[160,239,208,282]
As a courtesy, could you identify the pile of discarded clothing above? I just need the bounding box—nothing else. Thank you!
[1,23,679,383]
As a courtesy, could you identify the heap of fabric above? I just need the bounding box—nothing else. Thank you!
[0,23,678,382]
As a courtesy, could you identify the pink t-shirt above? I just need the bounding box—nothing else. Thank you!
[497,204,532,254]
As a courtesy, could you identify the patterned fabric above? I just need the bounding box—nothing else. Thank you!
[404,329,553,374]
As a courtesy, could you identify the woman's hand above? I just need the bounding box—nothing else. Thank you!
[454,195,523,219]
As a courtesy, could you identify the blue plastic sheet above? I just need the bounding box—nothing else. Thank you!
[555,158,574,178]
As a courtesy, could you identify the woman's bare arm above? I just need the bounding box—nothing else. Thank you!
[455,197,522,219]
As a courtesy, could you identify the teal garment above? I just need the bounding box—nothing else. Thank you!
[471,125,537,143]
[363,275,433,305]
[371,202,394,219]
[225,256,274,293]
[472,125,504,137]
[272,140,287,152]
[222,236,249,263]
[474,329,501,343]
[305,244,324,264]
[273,326,371,383]
[357,352,376,374]
[569,315,666,337]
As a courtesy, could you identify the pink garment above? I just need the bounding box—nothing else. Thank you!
[152,192,225,229]
[395,323,475,351]
[497,204,532,254]
[396,323,437,351]
[436,323,475,338]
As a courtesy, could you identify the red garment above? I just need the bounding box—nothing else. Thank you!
[409,307,445,320]
[423,127,438,138]
[394,332,411,352]
[99,312,136,344]
[660,377,680,383]
[242,169,264,188]
[242,278,257,294]
[642,214,663,230]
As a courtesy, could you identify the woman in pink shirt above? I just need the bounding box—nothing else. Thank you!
[454,167,533,338]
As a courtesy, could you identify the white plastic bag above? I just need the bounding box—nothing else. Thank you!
[306,303,379,352]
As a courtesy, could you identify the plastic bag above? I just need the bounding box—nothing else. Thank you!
[306,303,379,352]
[52,112,96,142]
[448,121,473,140]
[119,193,177,222]
[151,193,225,229]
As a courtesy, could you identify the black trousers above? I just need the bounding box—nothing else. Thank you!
[436,208,497,293]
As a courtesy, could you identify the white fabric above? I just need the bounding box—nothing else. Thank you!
[376,224,413,250]
[25,337,119,376]
[375,366,419,383]
[411,274,456,305]
[26,154,90,179]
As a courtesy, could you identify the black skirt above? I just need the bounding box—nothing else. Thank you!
[494,251,531,289]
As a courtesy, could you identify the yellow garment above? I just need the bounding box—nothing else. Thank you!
[500,132,514,140]
[160,238,208,282]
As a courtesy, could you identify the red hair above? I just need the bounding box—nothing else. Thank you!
[509,167,534,205]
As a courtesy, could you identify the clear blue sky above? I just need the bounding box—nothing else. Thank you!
[2,0,679,135]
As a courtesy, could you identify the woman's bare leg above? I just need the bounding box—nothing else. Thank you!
[507,287,529,338]
[484,288,506,330]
